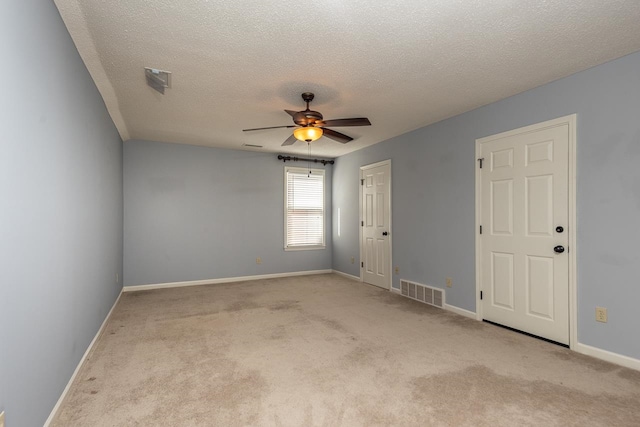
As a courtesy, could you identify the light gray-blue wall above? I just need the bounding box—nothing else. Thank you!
[0,1,123,426]
[332,51,640,360]
[124,140,332,286]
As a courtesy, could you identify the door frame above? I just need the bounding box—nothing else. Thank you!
[359,159,392,290]
[475,114,577,348]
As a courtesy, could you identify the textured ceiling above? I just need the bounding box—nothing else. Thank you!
[54,0,640,158]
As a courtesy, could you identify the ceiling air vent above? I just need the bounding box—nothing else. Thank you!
[144,67,171,94]
[242,143,263,148]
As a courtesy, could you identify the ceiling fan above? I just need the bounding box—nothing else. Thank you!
[243,92,371,146]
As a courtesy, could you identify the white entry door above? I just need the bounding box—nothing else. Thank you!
[361,161,391,289]
[479,120,570,345]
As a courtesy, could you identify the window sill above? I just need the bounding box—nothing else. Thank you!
[284,245,326,252]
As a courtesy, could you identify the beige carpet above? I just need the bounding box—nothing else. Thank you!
[53,274,640,426]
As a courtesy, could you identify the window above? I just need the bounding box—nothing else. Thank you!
[284,167,325,250]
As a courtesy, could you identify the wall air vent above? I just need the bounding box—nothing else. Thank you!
[401,280,408,295]
[144,67,171,94]
[399,279,445,309]
[242,143,263,148]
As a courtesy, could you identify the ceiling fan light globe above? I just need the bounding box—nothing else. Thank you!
[293,126,323,142]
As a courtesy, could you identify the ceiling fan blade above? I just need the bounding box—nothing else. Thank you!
[286,110,310,126]
[243,125,296,132]
[281,134,297,146]
[322,128,353,144]
[320,118,371,127]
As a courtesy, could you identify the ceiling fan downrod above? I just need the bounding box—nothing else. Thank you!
[301,92,315,110]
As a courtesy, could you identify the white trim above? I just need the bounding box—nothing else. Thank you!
[388,161,393,291]
[390,286,401,294]
[475,115,577,345]
[567,114,578,350]
[475,137,483,321]
[359,159,392,290]
[284,246,326,252]
[360,159,392,170]
[284,166,326,250]
[123,269,333,292]
[358,167,364,282]
[573,342,640,371]
[332,270,362,282]
[444,304,478,320]
[44,289,123,427]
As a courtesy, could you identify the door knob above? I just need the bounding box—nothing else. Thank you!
[553,245,565,253]
[556,226,564,233]
[382,231,389,236]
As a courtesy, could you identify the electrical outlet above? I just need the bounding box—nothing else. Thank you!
[394,266,399,274]
[1,411,5,427]
[351,257,355,264]
[256,257,262,265]
[595,307,608,323]
[446,277,453,288]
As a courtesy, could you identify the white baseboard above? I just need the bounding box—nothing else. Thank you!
[123,269,333,292]
[44,288,123,427]
[390,287,401,294]
[332,270,361,282]
[444,303,477,319]
[573,342,640,371]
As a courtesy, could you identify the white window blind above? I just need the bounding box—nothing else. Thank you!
[285,167,325,249]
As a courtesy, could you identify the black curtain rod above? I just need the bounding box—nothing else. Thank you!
[277,155,334,165]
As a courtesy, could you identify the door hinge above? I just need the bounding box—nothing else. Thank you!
[361,220,364,226]
[480,225,483,234]
[361,179,364,185]
[477,157,484,169]
[361,261,364,268]
[480,291,483,300]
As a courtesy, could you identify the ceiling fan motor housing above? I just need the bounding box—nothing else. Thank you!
[293,92,324,126]
[294,110,323,126]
